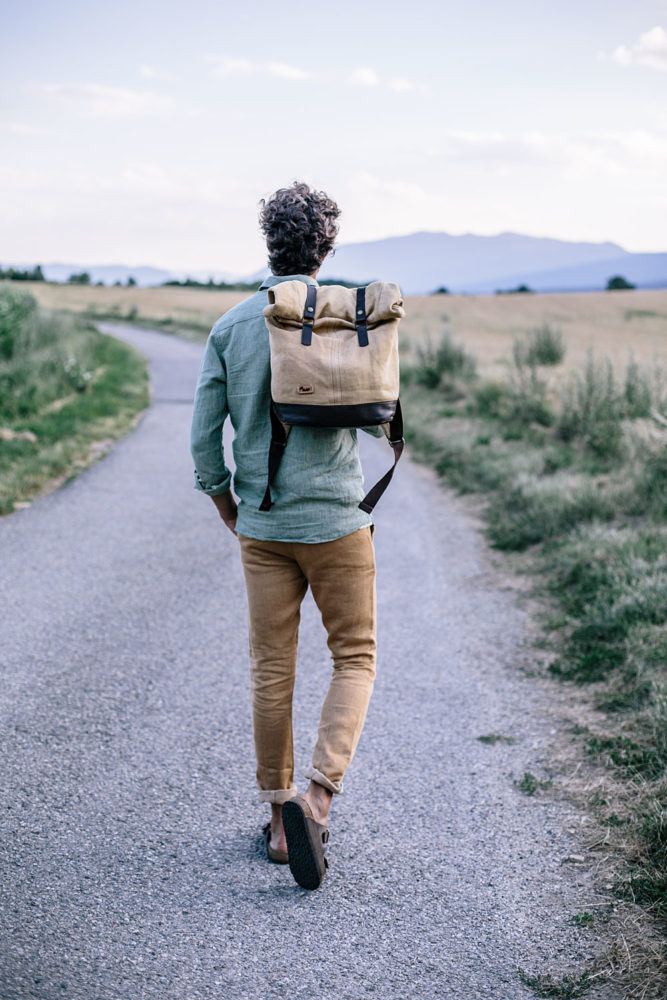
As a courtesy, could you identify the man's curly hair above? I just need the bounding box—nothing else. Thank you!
[258,181,341,275]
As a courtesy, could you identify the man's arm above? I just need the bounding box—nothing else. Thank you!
[190,332,236,532]
[209,489,238,533]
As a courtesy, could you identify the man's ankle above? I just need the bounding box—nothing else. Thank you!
[304,780,333,823]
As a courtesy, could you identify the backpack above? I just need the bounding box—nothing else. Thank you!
[259,279,405,513]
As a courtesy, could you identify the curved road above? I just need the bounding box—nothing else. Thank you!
[0,323,614,999]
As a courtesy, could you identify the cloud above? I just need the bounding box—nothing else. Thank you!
[347,171,428,202]
[139,65,177,82]
[600,24,667,71]
[207,55,311,80]
[208,56,255,76]
[266,62,311,80]
[347,67,430,95]
[33,83,181,117]
[206,55,428,95]
[0,121,58,137]
[347,67,380,86]
[388,77,431,96]
[437,129,667,177]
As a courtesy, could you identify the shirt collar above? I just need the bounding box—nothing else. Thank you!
[258,273,319,291]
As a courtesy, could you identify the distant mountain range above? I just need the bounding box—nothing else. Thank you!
[311,231,666,294]
[7,231,666,294]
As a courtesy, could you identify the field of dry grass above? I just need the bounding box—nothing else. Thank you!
[22,281,667,375]
[402,288,667,379]
[23,282,249,336]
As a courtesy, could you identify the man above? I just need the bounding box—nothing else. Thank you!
[190,181,383,890]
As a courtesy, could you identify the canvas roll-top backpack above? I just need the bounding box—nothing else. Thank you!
[260,279,405,513]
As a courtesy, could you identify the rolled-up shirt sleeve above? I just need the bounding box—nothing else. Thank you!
[190,332,232,496]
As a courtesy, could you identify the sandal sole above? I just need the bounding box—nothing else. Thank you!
[282,799,327,890]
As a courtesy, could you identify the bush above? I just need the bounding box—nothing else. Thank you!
[506,339,553,427]
[473,381,507,418]
[607,275,636,291]
[0,286,38,360]
[413,330,477,389]
[634,443,667,521]
[556,351,624,458]
[0,286,96,421]
[624,355,654,418]
[515,323,565,366]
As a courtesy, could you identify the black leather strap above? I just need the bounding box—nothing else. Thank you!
[301,284,317,346]
[355,286,369,347]
[358,399,404,513]
[259,404,291,510]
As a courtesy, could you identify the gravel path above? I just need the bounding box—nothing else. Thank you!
[0,323,616,1000]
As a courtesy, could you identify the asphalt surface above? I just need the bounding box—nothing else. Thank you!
[0,323,617,1000]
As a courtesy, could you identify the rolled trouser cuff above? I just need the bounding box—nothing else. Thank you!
[258,786,298,804]
[305,766,342,795]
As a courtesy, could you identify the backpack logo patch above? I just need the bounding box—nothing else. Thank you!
[298,385,314,394]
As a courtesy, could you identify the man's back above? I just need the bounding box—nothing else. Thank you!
[190,272,379,543]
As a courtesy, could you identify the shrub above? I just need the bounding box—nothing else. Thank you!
[607,275,635,291]
[473,381,507,419]
[556,351,624,458]
[506,338,553,427]
[624,355,654,418]
[634,443,667,521]
[516,323,565,367]
[414,330,476,389]
[0,286,96,421]
[0,286,38,360]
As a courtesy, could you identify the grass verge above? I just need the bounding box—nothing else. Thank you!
[401,326,667,997]
[0,285,149,515]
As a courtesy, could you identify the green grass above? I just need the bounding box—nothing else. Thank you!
[477,733,516,744]
[402,325,667,991]
[0,285,149,514]
[517,969,592,998]
[514,771,553,795]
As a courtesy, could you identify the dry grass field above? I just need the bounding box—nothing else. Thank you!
[24,282,249,336]
[22,281,667,375]
[402,288,667,379]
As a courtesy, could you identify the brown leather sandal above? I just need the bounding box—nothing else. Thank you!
[282,796,329,890]
[262,821,289,864]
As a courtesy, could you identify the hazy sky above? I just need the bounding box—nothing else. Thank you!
[2,0,666,274]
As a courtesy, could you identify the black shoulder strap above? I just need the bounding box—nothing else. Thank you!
[355,286,369,347]
[259,404,291,511]
[301,284,317,345]
[358,399,404,513]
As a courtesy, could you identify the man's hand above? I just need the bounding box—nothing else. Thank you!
[210,490,238,534]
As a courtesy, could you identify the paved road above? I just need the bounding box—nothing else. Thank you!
[0,323,615,1000]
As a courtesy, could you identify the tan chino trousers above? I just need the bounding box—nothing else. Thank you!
[237,526,377,803]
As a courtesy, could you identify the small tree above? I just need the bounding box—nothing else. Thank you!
[606,275,635,291]
[126,275,137,287]
[434,286,449,295]
[68,271,91,285]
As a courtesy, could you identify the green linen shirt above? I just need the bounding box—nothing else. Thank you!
[189,273,384,543]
